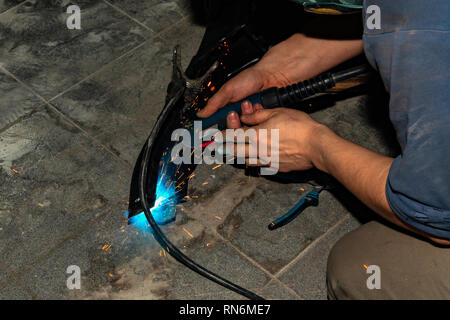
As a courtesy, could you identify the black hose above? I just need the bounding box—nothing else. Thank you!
[138,135,264,301]
[260,64,371,109]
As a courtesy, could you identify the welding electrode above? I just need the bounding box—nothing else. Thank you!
[199,64,371,130]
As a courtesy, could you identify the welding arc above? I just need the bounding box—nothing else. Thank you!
[138,134,264,300]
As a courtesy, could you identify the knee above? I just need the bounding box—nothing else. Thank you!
[326,226,370,299]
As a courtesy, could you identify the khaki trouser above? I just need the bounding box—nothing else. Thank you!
[327,221,450,299]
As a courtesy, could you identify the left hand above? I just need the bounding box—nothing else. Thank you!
[223,101,326,172]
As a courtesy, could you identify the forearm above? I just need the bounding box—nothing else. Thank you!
[310,125,450,245]
[257,33,363,87]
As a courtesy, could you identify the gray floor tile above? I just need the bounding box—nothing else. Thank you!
[0,106,131,273]
[108,0,191,33]
[277,215,361,300]
[49,18,204,167]
[160,15,205,69]
[20,205,268,300]
[0,69,42,131]
[0,0,147,100]
[49,37,173,166]
[19,206,166,299]
[165,238,270,300]
[0,281,33,300]
[259,280,300,300]
[0,266,9,287]
[218,181,351,275]
[0,0,22,14]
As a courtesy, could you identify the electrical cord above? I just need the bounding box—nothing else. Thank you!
[138,120,264,301]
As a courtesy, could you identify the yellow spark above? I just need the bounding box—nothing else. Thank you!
[11,168,19,174]
[108,273,114,278]
[38,203,45,207]
[101,244,112,251]
[182,227,194,238]
[202,182,209,185]
[212,164,222,170]
[363,264,369,270]
[206,243,212,247]
[215,216,222,220]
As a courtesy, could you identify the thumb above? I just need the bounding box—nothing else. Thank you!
[240,109,276,125]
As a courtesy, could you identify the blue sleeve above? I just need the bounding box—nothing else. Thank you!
[383,29,450,239]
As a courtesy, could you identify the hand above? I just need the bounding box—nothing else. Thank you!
[197,33,363,118]
[223,101,326,173]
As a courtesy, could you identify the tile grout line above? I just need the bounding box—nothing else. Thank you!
[272,214,351,280]
[0,261,39,299]
[47,40,148,103]
[0,64,133,169]
[103,0,190,41]
[102,0,153,32]
[12,206,115,286]
[0,1,25,17]
[214,232,304,300]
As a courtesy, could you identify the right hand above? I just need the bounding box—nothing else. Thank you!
[197,33,363,118]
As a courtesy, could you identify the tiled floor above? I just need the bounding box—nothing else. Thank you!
[0,0,396,300]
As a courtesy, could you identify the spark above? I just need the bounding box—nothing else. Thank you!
[215,216,222,220]
[363,264,369,270]
[182,227,194,238]
[101,244,112,251]
[11,168,19,174]
[202,182,209,185]
[212,164,222,170]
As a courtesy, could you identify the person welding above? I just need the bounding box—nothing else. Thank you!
[196,0,450,299]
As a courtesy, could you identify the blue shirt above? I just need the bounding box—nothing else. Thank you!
[363,0,450,239]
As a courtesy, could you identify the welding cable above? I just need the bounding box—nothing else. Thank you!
[138,136,264,300]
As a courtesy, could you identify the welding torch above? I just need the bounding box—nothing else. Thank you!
[199,64,371,130]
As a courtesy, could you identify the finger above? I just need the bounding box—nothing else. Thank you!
[254,103,264,111]
[240,109,276,125]
[241,100,254,115]
[197,84,232,118]
[226,111,241,129]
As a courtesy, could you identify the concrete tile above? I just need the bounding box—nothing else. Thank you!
[18,205,168,299]
[49,38,173,166]
[0,266,9,287]
[20,205,268,300]
[259,280,299,300]
[0,0,147,100]
[165,238,270,300]
[278,215,361,300]
[217,181,351,275]
[0,0,22,14]
[0,106,131,272]
[0,281,33,300]
[108,0,191,33]
[49,18,204,167]
[0,68,41,131]
[160,15,205,69]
